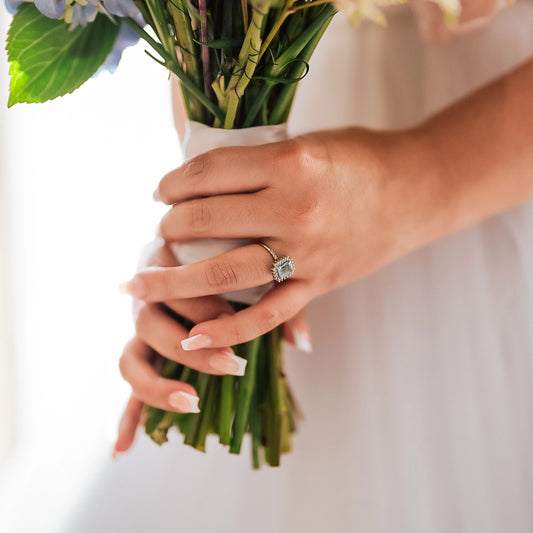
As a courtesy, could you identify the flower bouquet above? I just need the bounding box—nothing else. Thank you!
[5,0,457,468]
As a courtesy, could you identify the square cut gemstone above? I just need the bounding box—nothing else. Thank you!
[272,257,294,282]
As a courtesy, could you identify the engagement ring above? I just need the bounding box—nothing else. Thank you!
[258,242,295,283]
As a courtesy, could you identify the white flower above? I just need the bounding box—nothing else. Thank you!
[334,0,408,26]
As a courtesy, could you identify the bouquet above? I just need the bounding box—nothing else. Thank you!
[5,0,458,468]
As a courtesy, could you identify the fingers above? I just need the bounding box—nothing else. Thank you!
[134,303,247,375]
[164,295,235,325]
[113,394,143,457]
[159,193,275,242]
[154,145,273,204]
[141,238,181,269]
[180,280,310,348]
[121,244,274,302]
[118,337,201,413]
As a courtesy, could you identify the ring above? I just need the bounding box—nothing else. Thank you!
[258,242,295,283]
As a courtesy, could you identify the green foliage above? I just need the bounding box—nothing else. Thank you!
[6,4,119,106]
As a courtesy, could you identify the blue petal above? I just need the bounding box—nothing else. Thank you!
[102,0,139,18]
[68,3,98,30]
[99,22,140,73]
[34,0,65,18]
[4,0,22,14]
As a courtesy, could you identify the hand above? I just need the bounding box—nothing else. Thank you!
[115,239,312,456]
[122,127,429,350]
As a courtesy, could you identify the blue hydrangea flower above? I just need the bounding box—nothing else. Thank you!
[34,0,66,18]
[102,0,139,18]
[4,0,22,14]
[99,21,140,72]
[67,1,98,29]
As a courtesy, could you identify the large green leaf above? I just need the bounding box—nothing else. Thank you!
[6,4,120,106]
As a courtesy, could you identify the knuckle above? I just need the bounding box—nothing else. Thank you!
[183,152,212,180]
[134,303,151,336]
[277,138,311,175]
[187,201,212,234]
[256,307,282,333]
[205,261,239,290]
[157,219,171,240]
[227,323,247,346]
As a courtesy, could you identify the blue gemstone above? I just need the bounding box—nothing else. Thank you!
[275,258,293,280]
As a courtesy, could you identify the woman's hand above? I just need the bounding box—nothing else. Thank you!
[121,127,433,350]
[114,239,238,456]
[115,239,312,456]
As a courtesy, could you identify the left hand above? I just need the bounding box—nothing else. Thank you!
[121,127,428,350]
[115,238,311,456]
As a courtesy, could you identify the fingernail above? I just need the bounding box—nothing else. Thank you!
[168,391,200,413]
[119,276,146,299]
[181,333,212,351]
[153,187,161,202]
[112,446,120,460]
[293,329,312,353]
[209,349,247,376]
[217,313,231,319]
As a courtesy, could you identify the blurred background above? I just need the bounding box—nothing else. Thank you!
[0,14,182,531]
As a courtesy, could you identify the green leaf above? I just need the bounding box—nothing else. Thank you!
[6,4,120,106]
[192,37,241,49]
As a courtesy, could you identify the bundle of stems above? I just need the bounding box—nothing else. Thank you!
[126,0,336,128]
[128,0,335,467]
[144,310,302,467]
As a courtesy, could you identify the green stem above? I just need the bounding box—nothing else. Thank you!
[269,5,335,123]
[257,0,294,63]
[242,80,275,127]
[194,376,217,451]
[274,4,336,76]
[219,375,234,445]
[223,1,270,128]
[230,337,261,454]
[184,372,210,447]
[250,377,262,469]
[145,0,178,62]
[266,327,283,466]
[124,18,225,123]
[168,0,203,121]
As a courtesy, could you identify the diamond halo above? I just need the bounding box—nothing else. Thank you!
[258,242,295,283]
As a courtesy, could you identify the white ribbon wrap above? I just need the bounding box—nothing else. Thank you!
[171,120,289,305]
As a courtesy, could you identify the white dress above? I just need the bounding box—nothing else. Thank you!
[61,4,533,532]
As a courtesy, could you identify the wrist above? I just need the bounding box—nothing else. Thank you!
[383,125,453,257]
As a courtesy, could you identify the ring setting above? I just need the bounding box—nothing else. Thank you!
[258,243,295,283]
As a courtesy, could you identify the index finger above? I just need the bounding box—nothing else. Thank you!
[154,143,283,204]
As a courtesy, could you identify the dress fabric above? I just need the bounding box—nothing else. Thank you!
[62,4,533,533]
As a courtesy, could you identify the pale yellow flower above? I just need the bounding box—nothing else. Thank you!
[335,0,461,26]
[431,0,461,24]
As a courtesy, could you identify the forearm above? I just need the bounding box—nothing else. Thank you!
[402,56,533,251]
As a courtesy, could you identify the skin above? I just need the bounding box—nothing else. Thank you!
[115,56,533,454]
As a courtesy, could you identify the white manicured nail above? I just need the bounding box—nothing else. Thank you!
[168,391,200,413]
[209,350,247,376]
[293,329,312,353]
[181,334,212,351]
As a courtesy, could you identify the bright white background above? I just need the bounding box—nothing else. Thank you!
[0,13,182,531]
